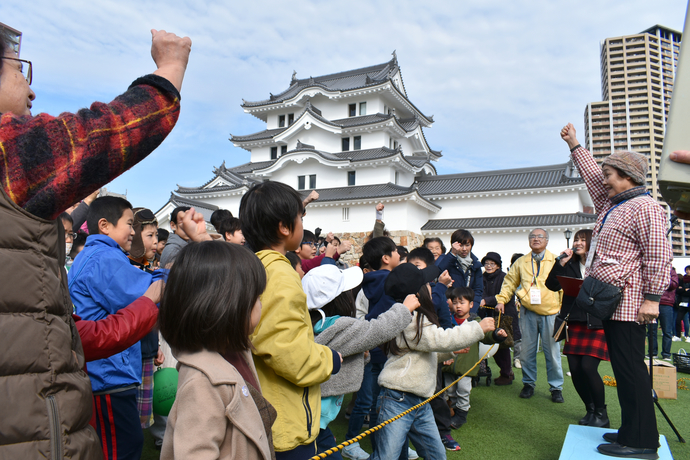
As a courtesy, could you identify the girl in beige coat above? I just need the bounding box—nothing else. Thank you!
[158,240,276,459]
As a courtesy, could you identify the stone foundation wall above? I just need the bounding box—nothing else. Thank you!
[333,230,425,267]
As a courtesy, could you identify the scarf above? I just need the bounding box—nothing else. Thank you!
[610,185,647,204]
[454,253,473,271]
[531,250,545,262]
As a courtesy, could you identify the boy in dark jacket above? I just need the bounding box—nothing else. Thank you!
[436,229,484,312]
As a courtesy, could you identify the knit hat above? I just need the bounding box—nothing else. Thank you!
[481,252,502,267]
[602,150,648,185]
[384,263,441,302]
[302,265,363,310]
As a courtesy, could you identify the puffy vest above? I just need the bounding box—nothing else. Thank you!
[0,188,101,459]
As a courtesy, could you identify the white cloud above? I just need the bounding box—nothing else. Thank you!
[2,0,686,211]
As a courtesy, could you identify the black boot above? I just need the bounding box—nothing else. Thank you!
[589,406,610,428]
[579,403,595,425]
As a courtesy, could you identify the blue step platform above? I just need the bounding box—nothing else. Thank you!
[559,425,673,459]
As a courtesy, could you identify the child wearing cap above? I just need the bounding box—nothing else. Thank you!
[302,264,421,459]
[370,264,497,459]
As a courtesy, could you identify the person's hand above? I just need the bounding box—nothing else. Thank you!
[154,348,165,366]
[560,123,580,150]
[325,231,334,243]
[338,352,343,363]
[637,299,660,324]
[84,188,100,205]
[180,207,212,242]
[480,298,486,307]
[337,240,352,255]
[496,328,508,338]
[559,249,574,266]
[496,303,505,314]
[143,280,165,304]
[451,241,462,254]
[151,29,192,92]
[479,317,496,333]
[376,203,384,212]
[439,270,453,287]
[303,190,319,207]
[325,242,338,258]
[443,359,454,366]
[454,347,471,354]
[403,294,421,312]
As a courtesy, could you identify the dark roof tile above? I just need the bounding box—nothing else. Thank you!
[421,212,597,231]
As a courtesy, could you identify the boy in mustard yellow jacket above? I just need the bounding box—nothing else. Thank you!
[240,182,342,457]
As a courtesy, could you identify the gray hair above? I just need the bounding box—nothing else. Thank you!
[529,228,549,240]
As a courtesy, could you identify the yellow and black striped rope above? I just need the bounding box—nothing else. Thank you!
[308,312,502,460]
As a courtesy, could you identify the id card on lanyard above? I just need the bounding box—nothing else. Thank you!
[530,257,542,304]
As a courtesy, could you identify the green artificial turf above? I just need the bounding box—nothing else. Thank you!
[142,337,690,460]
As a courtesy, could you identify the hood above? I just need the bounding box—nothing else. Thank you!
[362,269,390,306]
[256,249,291,269]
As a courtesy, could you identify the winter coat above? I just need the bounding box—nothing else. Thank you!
[546,256,602,328]
[496,251,563,316]
[363,269,397,363]
[161,349,273,460]
[659,267,678,306]
[378,312,485,398]
[0,188,101,459]
[314,303,413,397]
[436,251,484,311]
[250,250,336,452]
[442,314,502,376]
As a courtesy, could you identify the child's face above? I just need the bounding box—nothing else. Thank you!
[427,242,443,260]
[450,297,472,319]
[102,208,135,252]
[382,248,401,269]
[226,230,245,245]
[156,239,167,255]
[298,241,317,259]
[141,224,158,260]
[61,218,74,244]
[408,258,427,270]
[250,298,262,333]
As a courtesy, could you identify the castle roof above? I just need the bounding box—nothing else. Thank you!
[416,163,583,195]
[421,212,597,231]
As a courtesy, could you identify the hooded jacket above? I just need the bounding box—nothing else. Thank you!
[251,250,337,452]
[363,269,396,363]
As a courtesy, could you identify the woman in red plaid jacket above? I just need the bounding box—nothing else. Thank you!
[561,123,672,460]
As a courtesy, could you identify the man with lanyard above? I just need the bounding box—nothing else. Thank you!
[496,229,565,402]
[562,123,671,459]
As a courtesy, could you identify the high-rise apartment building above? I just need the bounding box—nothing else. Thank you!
[583,25,687,254]
[0,22,22,56]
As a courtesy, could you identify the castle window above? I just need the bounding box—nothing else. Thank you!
[395,171,400,184]
[298,176,305,190]
[309,174,317,189]
[342,137,350,151]
[354,136,361,150]
[281,145,288,156]
[288,113,294,125]
[278,115,285,127]
[271,147,278,160]
[349,104,356,117]
[359,102,367,116]
[348,171,356,186]
[342,207,350,222]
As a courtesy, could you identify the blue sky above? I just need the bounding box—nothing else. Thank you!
[1,1,686,212]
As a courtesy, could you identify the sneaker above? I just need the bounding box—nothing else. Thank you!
[441,434,461,451]
[672,336,681,342]
[551,389,565,403]
[407,447,419,459]
[686,336,690,343]
[519,384,534,399]
[342,442,370,460]
[514,358,522,369]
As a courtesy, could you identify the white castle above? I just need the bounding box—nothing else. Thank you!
[156,54,596,263]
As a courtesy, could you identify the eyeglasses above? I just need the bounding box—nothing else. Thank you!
[65,232,77,240]
[301,241,316,247]
[484,261,497,267]
[528,235,547,240]
[4,57,32,85]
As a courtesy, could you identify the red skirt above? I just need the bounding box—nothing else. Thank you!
[563,321,609,361]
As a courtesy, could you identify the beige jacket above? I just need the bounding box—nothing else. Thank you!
[161,349,272,460]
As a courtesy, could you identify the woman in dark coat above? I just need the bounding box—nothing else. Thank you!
[546,229,609,427]
[479,252,519,385]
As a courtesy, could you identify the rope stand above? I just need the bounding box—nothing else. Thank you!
[307,310,503,460]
